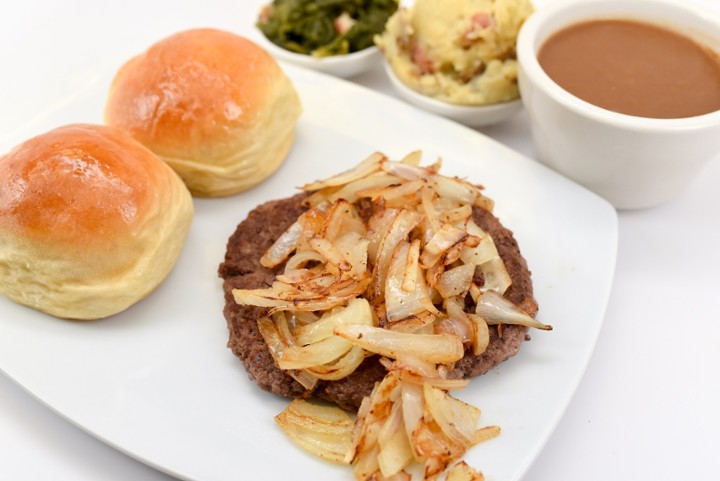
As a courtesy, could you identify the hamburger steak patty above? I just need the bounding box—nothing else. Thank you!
[219,193,538,411]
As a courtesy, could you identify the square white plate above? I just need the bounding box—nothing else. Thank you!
[0,63,617,481]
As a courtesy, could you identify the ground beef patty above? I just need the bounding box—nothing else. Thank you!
[219,192,538,411]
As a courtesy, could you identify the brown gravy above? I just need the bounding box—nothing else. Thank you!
[537,19,720,119]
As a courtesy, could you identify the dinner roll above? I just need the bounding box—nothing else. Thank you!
[0,123,194,320]
[104,28,302,197]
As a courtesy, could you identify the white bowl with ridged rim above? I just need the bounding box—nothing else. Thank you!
[256,34,381,78]
[383,61,524,127]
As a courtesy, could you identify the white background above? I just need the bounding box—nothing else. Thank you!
[1,1,719,480]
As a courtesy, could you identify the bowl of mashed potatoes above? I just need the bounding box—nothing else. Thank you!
[376,0,533,125]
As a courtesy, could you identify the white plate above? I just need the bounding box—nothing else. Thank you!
[0,63,617,481]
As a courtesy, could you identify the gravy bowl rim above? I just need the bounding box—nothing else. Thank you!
[517,0,720,132]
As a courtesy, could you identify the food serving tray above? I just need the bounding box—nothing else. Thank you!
[0,63,618,481]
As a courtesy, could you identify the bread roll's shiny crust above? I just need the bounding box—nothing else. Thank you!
[104,28,302,197]
[0,124,194,320]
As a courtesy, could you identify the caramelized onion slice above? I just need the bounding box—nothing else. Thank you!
[329,173,402,204]
[420,185,443,235]
[352,447,380,481]
[467,313,490,356]
[371,208,423,299]
[443,297,475,345]
[385,241,439,323]
[380,354,437,379]
[459,222,497,266]
[446,461,486,481]
[232,288,290,308]
[321,199,366,241]
[436,263,475,299]
[334,325,464,363]
[440,204,473,224]
[261,219,303,268]
[478,256,512,295]
[377,402,413,477]
[420,224,468,269]
[275,399,354,463]
[348,371,403,464]
[333,232,370,280]
[359,179,425,203]
[236,276,370,313]
[294,298,374,345]
[257,316,286,362]
[423,383,481,444]
[302,152,386,191]
[401,239,421,292]
[386,311,437,333]
[476,291,553,331]
[305,345,367,381]
[413,416,467,478]
[472,425,502,446]
[309,237,353,273]
[276,336,353,370]
[289,369,319,390]
[400,150,423,166]
[284,249,326,272]
[367,207,400,264]
[380,355,471,390]
[431,174,491,211]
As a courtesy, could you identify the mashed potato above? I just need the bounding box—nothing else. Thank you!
[376,0,533,105]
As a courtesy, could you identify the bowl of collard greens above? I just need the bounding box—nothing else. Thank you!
[256,0,398,77]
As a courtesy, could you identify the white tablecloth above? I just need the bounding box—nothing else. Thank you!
[1,1,718,480]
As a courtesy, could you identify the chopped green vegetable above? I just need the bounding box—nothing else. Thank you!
[257,0,398,57]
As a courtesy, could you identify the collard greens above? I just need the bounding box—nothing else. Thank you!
[257,0,398,57]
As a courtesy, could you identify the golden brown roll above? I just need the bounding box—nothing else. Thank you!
[0,123,194,320]
[104,28,302,197]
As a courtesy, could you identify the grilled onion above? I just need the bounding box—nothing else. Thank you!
[385,241,439,323]
[275,399,354,463]
[476,290,553,331]
[345,368,499,480]
[334,325,464,364]
[232,151,552,481]
[446,461,486,481]
[294,298,373,344]
[301,152,386,191]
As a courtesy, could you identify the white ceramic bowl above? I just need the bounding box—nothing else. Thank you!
[384,62,523,127]
[257,35,381,78]
[517,0,720,209]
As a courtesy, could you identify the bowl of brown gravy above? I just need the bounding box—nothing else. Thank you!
[516,0,720,209]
